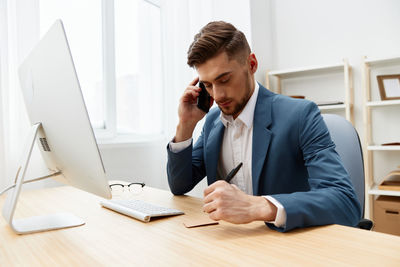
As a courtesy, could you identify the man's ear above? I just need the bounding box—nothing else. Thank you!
[248,53,258,74]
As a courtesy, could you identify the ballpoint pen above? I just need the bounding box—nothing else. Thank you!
[225,162,243,183]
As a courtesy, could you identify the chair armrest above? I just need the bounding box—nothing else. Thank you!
[357,218,373,230]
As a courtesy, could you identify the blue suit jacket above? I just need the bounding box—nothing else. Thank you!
[167,85,361,232]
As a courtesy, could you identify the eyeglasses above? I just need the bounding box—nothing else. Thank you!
[109,182,145,195]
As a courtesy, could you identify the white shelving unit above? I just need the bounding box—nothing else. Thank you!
[366,99,400,107]
[369,184,400,197]
[362,55,400,218]
[367,145,400,151]
[365,56,400,67]
[265,59,354,124]
[267,63,344,78]
[318,104,346,110]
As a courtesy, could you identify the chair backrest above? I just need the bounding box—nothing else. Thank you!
[322,114,365,216]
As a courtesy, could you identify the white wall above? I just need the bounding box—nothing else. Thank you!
[250,0,400,190]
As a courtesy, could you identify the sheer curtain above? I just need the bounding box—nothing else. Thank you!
[0,0,7,189]
[0,0,48,190]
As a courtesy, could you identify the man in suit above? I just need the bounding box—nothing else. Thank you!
[167,21,361,232]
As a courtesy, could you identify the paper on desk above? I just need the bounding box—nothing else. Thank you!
[183,216,219,228]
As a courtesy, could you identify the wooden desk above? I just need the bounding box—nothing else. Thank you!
[1,186,400,266]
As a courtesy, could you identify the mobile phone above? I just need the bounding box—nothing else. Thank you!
[197,82,211,113]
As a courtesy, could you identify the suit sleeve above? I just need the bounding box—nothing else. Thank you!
[268,101,361,232]
[166,128,207,195]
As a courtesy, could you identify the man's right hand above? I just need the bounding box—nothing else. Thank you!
[175,77,213,142]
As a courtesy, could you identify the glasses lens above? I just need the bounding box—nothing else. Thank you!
[110,184,124,195]
[129,184,143,195]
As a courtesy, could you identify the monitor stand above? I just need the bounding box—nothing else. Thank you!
[2,123,85,234]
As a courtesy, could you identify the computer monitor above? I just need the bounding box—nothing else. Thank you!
[2,20,111,234]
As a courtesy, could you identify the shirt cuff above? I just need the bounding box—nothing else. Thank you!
[168,138,193,153]
[263,196,287,228]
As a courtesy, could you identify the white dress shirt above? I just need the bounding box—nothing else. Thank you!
[169,82,286,228]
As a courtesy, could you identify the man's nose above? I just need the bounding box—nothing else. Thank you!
[212,86,227,102]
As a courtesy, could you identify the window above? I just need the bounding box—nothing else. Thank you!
[39,0,164,140]
[114,0,163,135]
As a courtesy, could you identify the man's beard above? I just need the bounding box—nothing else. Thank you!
[220,72,253,118]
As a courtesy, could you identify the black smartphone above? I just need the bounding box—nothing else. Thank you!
[197,82,211,113]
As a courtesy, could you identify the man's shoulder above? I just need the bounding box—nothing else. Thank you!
[256,88,319,124]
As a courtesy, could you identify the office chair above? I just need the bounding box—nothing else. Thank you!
[322,114,373,230]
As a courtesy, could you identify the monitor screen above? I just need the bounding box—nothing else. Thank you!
[3,19,111,234]
[18,19,111,199]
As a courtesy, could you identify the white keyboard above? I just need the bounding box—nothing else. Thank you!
[100,199,184,222]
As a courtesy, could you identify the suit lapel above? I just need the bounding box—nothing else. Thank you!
[252,86,274,195]
[205,119,224,183]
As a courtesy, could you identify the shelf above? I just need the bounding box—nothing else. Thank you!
[363,55,400,218]
[366,99,400,107]
[365,56,400,67]
[368,184,400,197]
[268,63,344,78]
[318,104,346,110]
[367,145,400,151]
[266,58,353,125]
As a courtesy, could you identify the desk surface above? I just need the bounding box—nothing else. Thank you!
[1,186,400,266]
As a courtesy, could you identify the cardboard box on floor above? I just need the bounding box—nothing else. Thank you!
[373,196,400,236]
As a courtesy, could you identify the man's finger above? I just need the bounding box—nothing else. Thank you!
[203,201,217,213]
[186,85,201,93]
[203,184,215,197]
[189,77,199,86]
[208,210,221,221]
[231,184,239,190]
[181,88,199,102]
[203,190,216,204]
[203,180,225,197]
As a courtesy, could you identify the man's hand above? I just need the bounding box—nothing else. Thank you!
[203,180,277,224]
[175,77,213,142]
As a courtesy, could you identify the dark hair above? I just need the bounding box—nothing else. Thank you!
[187,21,251,67]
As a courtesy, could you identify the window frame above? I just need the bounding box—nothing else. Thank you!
[95,0,165,144]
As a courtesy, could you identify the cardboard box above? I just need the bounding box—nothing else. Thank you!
[373,196,400,236]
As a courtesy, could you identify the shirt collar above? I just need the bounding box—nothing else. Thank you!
[220,81,259,128]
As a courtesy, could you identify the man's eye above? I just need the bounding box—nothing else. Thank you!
[221,78,229,83]
[205,84,212,88]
